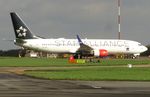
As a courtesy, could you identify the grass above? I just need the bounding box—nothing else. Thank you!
[0,57,150,81]
[0,57,149,67]
[25,67,150,81]
[0,57,68,67]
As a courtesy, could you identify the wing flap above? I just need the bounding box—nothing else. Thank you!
[76,35,93,55]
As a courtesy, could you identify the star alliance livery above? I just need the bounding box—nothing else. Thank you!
[10,12,147,58]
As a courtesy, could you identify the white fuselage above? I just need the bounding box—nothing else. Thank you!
[15,38,147,55]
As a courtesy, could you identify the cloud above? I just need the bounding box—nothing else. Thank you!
[0,0,150,50]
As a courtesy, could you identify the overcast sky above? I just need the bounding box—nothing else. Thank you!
[0,0,150,50]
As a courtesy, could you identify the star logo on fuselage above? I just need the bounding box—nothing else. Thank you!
[16,26,27,37]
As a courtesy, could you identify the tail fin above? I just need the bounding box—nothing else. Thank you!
[10,12,36,39]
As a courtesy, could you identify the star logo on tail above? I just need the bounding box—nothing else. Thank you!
[16,26,27,37]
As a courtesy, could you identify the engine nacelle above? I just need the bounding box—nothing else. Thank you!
[93,49,108,57]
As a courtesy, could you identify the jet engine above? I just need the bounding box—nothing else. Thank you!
[93,49,108,57]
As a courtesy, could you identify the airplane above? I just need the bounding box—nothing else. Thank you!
[10,12,147,58]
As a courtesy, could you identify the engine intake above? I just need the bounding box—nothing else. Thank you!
[93,49,108,57]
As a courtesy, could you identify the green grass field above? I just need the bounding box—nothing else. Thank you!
[1,57,150,81]
[25,67,150,81]
[0,57,150,67]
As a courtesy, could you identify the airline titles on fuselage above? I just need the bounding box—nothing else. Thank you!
[41,39,129,47]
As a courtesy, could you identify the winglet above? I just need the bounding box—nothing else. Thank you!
[76,35,83,45]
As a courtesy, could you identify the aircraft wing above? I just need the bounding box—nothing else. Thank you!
[76,35,93,55]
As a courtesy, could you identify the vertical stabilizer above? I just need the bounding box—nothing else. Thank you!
[10,12,35,39]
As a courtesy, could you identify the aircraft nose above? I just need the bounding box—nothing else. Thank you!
[142,46,148,52]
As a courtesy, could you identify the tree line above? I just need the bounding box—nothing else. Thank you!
[0,49,21,57]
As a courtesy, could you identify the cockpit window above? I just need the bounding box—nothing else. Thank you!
[138,44,142,46]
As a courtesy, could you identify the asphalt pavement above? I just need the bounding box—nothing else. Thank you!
[0,73,149,97]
